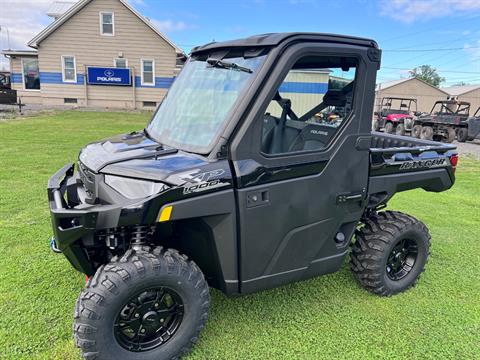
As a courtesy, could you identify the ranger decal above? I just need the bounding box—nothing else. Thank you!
[399,158,446,170]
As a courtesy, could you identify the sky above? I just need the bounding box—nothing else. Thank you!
[0,0,480,86]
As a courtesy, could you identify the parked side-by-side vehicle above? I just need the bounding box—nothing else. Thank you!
[413,99,470,143]
[47,33,458,359]
[457,106,480,142]
[373,97,418,135]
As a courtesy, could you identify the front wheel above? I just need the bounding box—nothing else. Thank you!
[350,211,431,296]
[74,247,210,360]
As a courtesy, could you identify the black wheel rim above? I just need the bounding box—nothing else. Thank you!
[386,238,418,281]
[114,287,184,352]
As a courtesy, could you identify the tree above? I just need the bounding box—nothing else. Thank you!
[409,65,445,87]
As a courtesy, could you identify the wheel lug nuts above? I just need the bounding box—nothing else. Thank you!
[160,318,164,323]
[141,329,145,333]
[135,313,140,318]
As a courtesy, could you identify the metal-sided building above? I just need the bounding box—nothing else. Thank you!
[441,85,480,114]
[375,78,449,113]
[2,0,183,109]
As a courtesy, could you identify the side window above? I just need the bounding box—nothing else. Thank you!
[100,12,114,36]
[141,59,155,86]
[62,55,77,83]
[114,58,127,68]
[261,55,357,154]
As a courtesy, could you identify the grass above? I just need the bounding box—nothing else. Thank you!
[0,111,479,359]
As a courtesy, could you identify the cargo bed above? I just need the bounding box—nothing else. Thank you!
[367,132,457,208]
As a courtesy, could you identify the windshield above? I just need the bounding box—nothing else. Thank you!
[147,54,267,154]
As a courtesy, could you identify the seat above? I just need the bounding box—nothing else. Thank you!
[261,114,280,153]
[288,124,337,151]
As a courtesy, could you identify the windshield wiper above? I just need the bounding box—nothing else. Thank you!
[206,58,253,73]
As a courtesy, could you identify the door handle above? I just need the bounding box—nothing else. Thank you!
[246,190,269,208]
[337,188,366,204]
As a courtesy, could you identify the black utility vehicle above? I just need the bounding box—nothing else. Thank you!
[48,33,458,360]
[373,97,418,135]
[457,106,480,142]
[0,72,24,112]
[413,99,470,142]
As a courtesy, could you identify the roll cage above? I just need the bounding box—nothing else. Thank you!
[430,100,470,116]
[380,97,417,115]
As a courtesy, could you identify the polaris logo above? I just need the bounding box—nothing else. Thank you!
[310,129,329,136]
[399,158,446,170]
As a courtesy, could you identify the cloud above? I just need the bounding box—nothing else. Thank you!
[0,0,54,69]
[379,0,480,23]
[150,19,195,33]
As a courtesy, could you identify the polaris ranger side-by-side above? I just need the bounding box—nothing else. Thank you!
[47,33,458,360]
[373,97,418,135]
[413,99,470,143]
[457,106,480,142]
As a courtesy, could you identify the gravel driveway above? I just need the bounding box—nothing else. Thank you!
[454,139,480,159]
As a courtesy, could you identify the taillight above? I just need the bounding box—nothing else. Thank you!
[85,275,89,284]
[449,154,459,174]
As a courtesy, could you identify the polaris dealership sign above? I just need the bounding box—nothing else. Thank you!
[87,67,131,86]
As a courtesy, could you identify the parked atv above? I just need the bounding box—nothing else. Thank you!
[457,106,480,142]
[413,99,470,143]
[373,97,418,136]
[47,33,458,360]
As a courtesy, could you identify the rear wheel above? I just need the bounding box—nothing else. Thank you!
[457,127,468,142]
[412,125,422,138]
[395,123,406,136]
[350,211,431,296]
[384,122,394,134]
[445,127,456,143]
[420,126,434,140]
[74,247,210,360]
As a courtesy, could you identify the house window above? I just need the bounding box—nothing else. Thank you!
[100,12,114,36]
[141,59,155,86]
[62,56,77,83]
[114,58,127,68]
[22,58,40,90]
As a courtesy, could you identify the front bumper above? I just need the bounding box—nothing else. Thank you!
[47,163,146,275]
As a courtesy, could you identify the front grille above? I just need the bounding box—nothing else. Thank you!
[78,161,97,203]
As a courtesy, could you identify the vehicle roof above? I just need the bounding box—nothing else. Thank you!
[382,97,417,101]
[191,32,378,54]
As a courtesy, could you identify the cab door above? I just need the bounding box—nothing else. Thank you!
[229,43,378,294]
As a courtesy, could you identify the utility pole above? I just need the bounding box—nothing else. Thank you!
[0,25,11,49]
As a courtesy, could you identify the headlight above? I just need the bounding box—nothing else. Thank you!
[104,175,169,199]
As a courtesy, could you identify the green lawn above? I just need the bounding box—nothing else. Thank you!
[0,111,479,359]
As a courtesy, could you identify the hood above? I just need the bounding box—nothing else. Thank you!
[386,113,412,121]
[79,132,210,185]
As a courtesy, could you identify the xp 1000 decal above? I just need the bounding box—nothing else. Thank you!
[180,169,230,195]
